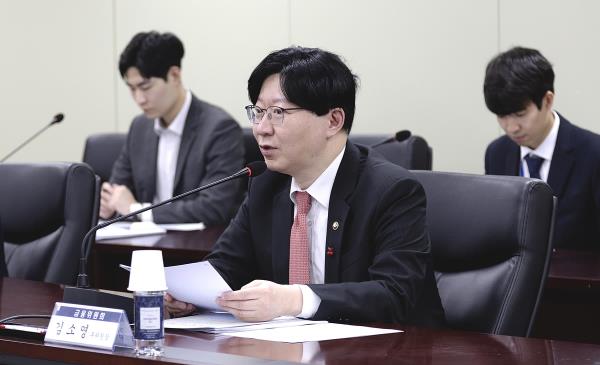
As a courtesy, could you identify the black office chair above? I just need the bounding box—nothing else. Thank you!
[412,171,555,337]
[0,162,99,285]
[241,128,433,170]
[83,133,127,182]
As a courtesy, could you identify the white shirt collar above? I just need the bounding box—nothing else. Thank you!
[290,147,346,209]
[153,90,192,136]
[520,110,560,161]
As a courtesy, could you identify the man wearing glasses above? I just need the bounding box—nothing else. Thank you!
[100,31,244,224]
[167,46,445,326]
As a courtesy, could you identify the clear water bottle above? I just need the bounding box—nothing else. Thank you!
[134,290,165,356]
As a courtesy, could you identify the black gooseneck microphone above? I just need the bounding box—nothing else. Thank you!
[62,161,267,319]
[0,113,64,162]
[370,130,412,148]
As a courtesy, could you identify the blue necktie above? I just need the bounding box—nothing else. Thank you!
[524,154,544,179]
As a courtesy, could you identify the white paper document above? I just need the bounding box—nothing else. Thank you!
[226,323,401,343]
[159,222,205,231]
[164,312,323,334]
[96,221,166,240]
[164,261,231,312]
[96,222,205,240]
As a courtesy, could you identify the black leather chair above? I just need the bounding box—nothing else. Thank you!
[0,162,99,285]
[412,171,555,337]
[83,133,127,182]
[241,128,433,170]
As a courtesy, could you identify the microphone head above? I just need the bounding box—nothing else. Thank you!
[246,161,267,177]
[395,130,411,142]
[51,113,64,125]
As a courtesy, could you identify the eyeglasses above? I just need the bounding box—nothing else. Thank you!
[244,105,305,126]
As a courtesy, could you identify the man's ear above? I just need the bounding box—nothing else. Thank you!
[543,90,554,110]
[326,108,345,138]
[167,66,182,84]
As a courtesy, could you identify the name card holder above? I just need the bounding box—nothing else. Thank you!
[45,302,133,351]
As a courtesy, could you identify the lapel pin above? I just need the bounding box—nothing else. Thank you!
[332,221,339,230]
[327,247,334,256]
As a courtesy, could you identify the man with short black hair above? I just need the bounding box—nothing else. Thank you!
[100,31,244,225]
[166,46,445,326]
[484,46,600,249]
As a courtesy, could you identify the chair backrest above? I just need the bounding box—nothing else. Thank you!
[0,162,99,285]
[83,133,127,182]
[412,171,555,337]
[355,134,432,170]
[241,128,433,170]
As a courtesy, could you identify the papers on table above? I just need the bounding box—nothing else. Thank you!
[159,222,205,231]
[164,312,324,334]
[95,221,205,240]
[226,323,402,343]
[96,221,166,240]
[164,261,231,312]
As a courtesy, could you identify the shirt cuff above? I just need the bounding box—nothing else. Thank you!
[296,284,321,319]
[129,202,154,222]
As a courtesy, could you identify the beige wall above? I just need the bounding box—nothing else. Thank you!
[1,0,598,173]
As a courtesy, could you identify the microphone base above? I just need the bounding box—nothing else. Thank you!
[62,286,134,323]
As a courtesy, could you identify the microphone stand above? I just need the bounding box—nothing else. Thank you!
[63,162,265,321]
[1,114,64,162]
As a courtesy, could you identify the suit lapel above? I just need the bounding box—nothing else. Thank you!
[504,143,520,176]
[141,123,159,201]
[271,183,293,284]
[173,96,200,192]
[324,143,360,283]
[547,116,575,198]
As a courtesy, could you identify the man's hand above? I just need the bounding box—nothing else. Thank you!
[99,182,116,219]
[108,184,136,216]
[216,280,303,322]
[164,293,197,318]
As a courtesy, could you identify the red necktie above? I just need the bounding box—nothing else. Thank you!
[289,191,312,284]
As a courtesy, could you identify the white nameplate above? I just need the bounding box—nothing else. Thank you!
[45,302,134,351]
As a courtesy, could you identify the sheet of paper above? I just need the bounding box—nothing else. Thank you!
[164,312,323,333]
[96,221,166,240]
[226,323,401,343]
[164,261,231,311]
[159,222,205,231]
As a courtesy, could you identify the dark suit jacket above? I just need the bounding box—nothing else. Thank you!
[0,216,6,277]
[207,142,445,326]
[485,113,600,249]
[110,94,245,225]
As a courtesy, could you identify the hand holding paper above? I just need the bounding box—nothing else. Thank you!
[164,261,231,312]
[217,280,303,322]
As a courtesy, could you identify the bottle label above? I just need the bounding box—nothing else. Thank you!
[134,294,164,340]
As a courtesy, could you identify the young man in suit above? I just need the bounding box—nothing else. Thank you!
[166,46,445,326]
[99,31,244,225]
[484,46,600,250]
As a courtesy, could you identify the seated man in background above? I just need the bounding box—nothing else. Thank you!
[484,46,600,249]
[167,46,445,325]
[100,31,244,225]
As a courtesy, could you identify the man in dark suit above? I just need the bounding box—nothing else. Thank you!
[99,31,244,225]
[484,46,600,250]
[167,47,445,326]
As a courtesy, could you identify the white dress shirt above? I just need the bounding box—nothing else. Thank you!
[132,90,192,221]
[520,110,560,182]
[289,147,346,318]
